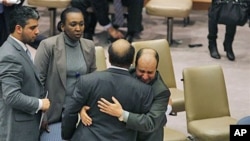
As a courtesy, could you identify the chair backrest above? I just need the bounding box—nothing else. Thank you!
[27,0,71,8]
[131,39,177,88]
[95,46,107,71]
[183,65,231,123]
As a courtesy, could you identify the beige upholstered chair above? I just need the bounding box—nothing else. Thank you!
[131,39,185,114]
[164,127,188,141]
[95,46,107,71]
[145,0,192,45]
[182,65,237,141]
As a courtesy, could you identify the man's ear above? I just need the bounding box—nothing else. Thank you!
[16,25,23,34]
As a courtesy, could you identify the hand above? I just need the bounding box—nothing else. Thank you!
[107,26,124,39]
[97,96,123,118]
[2,0,13,6]
[80,106,92,126]
[41,98,50,111]
[41,120,50,133]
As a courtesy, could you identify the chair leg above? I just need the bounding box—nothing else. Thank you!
[167,17,183,46]
[48,8,56,36]
[184,16,190,27]
[187,136,195,141]
[167,17,173,45]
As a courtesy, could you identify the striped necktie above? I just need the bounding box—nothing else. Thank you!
[113,0,124,26]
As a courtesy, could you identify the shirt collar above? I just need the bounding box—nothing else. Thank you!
[109,65,128,71]
[9,35,28,52]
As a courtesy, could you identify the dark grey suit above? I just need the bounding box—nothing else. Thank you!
[0,36,45,141]
[62,68,154,141]
[128,70,170,141]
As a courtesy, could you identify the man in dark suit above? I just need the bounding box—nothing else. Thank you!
[0,0,45,48]
[71,0,144,42]
[0,6,50,141]
[81,48,170,141]
[61,39,154,141]
[0,0,24,46]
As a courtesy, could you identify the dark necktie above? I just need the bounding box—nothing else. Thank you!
[113,0,124,26]
[26,48,33,63]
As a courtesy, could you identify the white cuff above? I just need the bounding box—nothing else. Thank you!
[103,23,112,31]
[165,105,172,115]
[36,99,42,113]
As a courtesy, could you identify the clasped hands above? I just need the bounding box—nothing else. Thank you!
[80,96,123,126]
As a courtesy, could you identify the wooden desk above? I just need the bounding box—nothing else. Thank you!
[193,0,211,10]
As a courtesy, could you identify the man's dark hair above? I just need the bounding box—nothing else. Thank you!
[135,48,159,68]
[108,44,135,68]
[9,6,39,33]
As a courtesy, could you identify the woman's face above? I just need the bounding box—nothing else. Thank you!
[61,12,84,41]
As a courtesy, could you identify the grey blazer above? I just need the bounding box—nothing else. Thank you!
[34,32,96,124]
[0,37,45,141]
[128,70,170,141]
[62,68,154,141]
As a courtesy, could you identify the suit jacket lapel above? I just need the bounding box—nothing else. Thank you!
[54,33,67,90]
[8,37,42,85]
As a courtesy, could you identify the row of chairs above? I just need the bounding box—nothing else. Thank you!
[95,39,238,141]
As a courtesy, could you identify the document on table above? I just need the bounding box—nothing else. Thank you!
[39,91,48,129]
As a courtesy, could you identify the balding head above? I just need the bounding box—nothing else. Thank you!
[135,48,159,69]
[108,39,135,68]
[135,48,159,84]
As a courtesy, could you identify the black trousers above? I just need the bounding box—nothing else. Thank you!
[0,13,7,47]
[71,0,144,35]
[207,0,236,41]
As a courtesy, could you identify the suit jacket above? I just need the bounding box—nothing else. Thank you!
[128,69,170,141]
[34,32,96,124]
[62,68,154,141]
[0,36,45,141]
[0,0,24,46]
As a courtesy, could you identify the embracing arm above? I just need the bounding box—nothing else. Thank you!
[126,90,169,132]
[82,90,170,132]
[96,89,169,132]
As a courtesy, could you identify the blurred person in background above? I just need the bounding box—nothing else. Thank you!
[71,0,144,42]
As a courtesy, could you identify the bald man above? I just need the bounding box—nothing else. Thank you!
[61,39,154,141]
